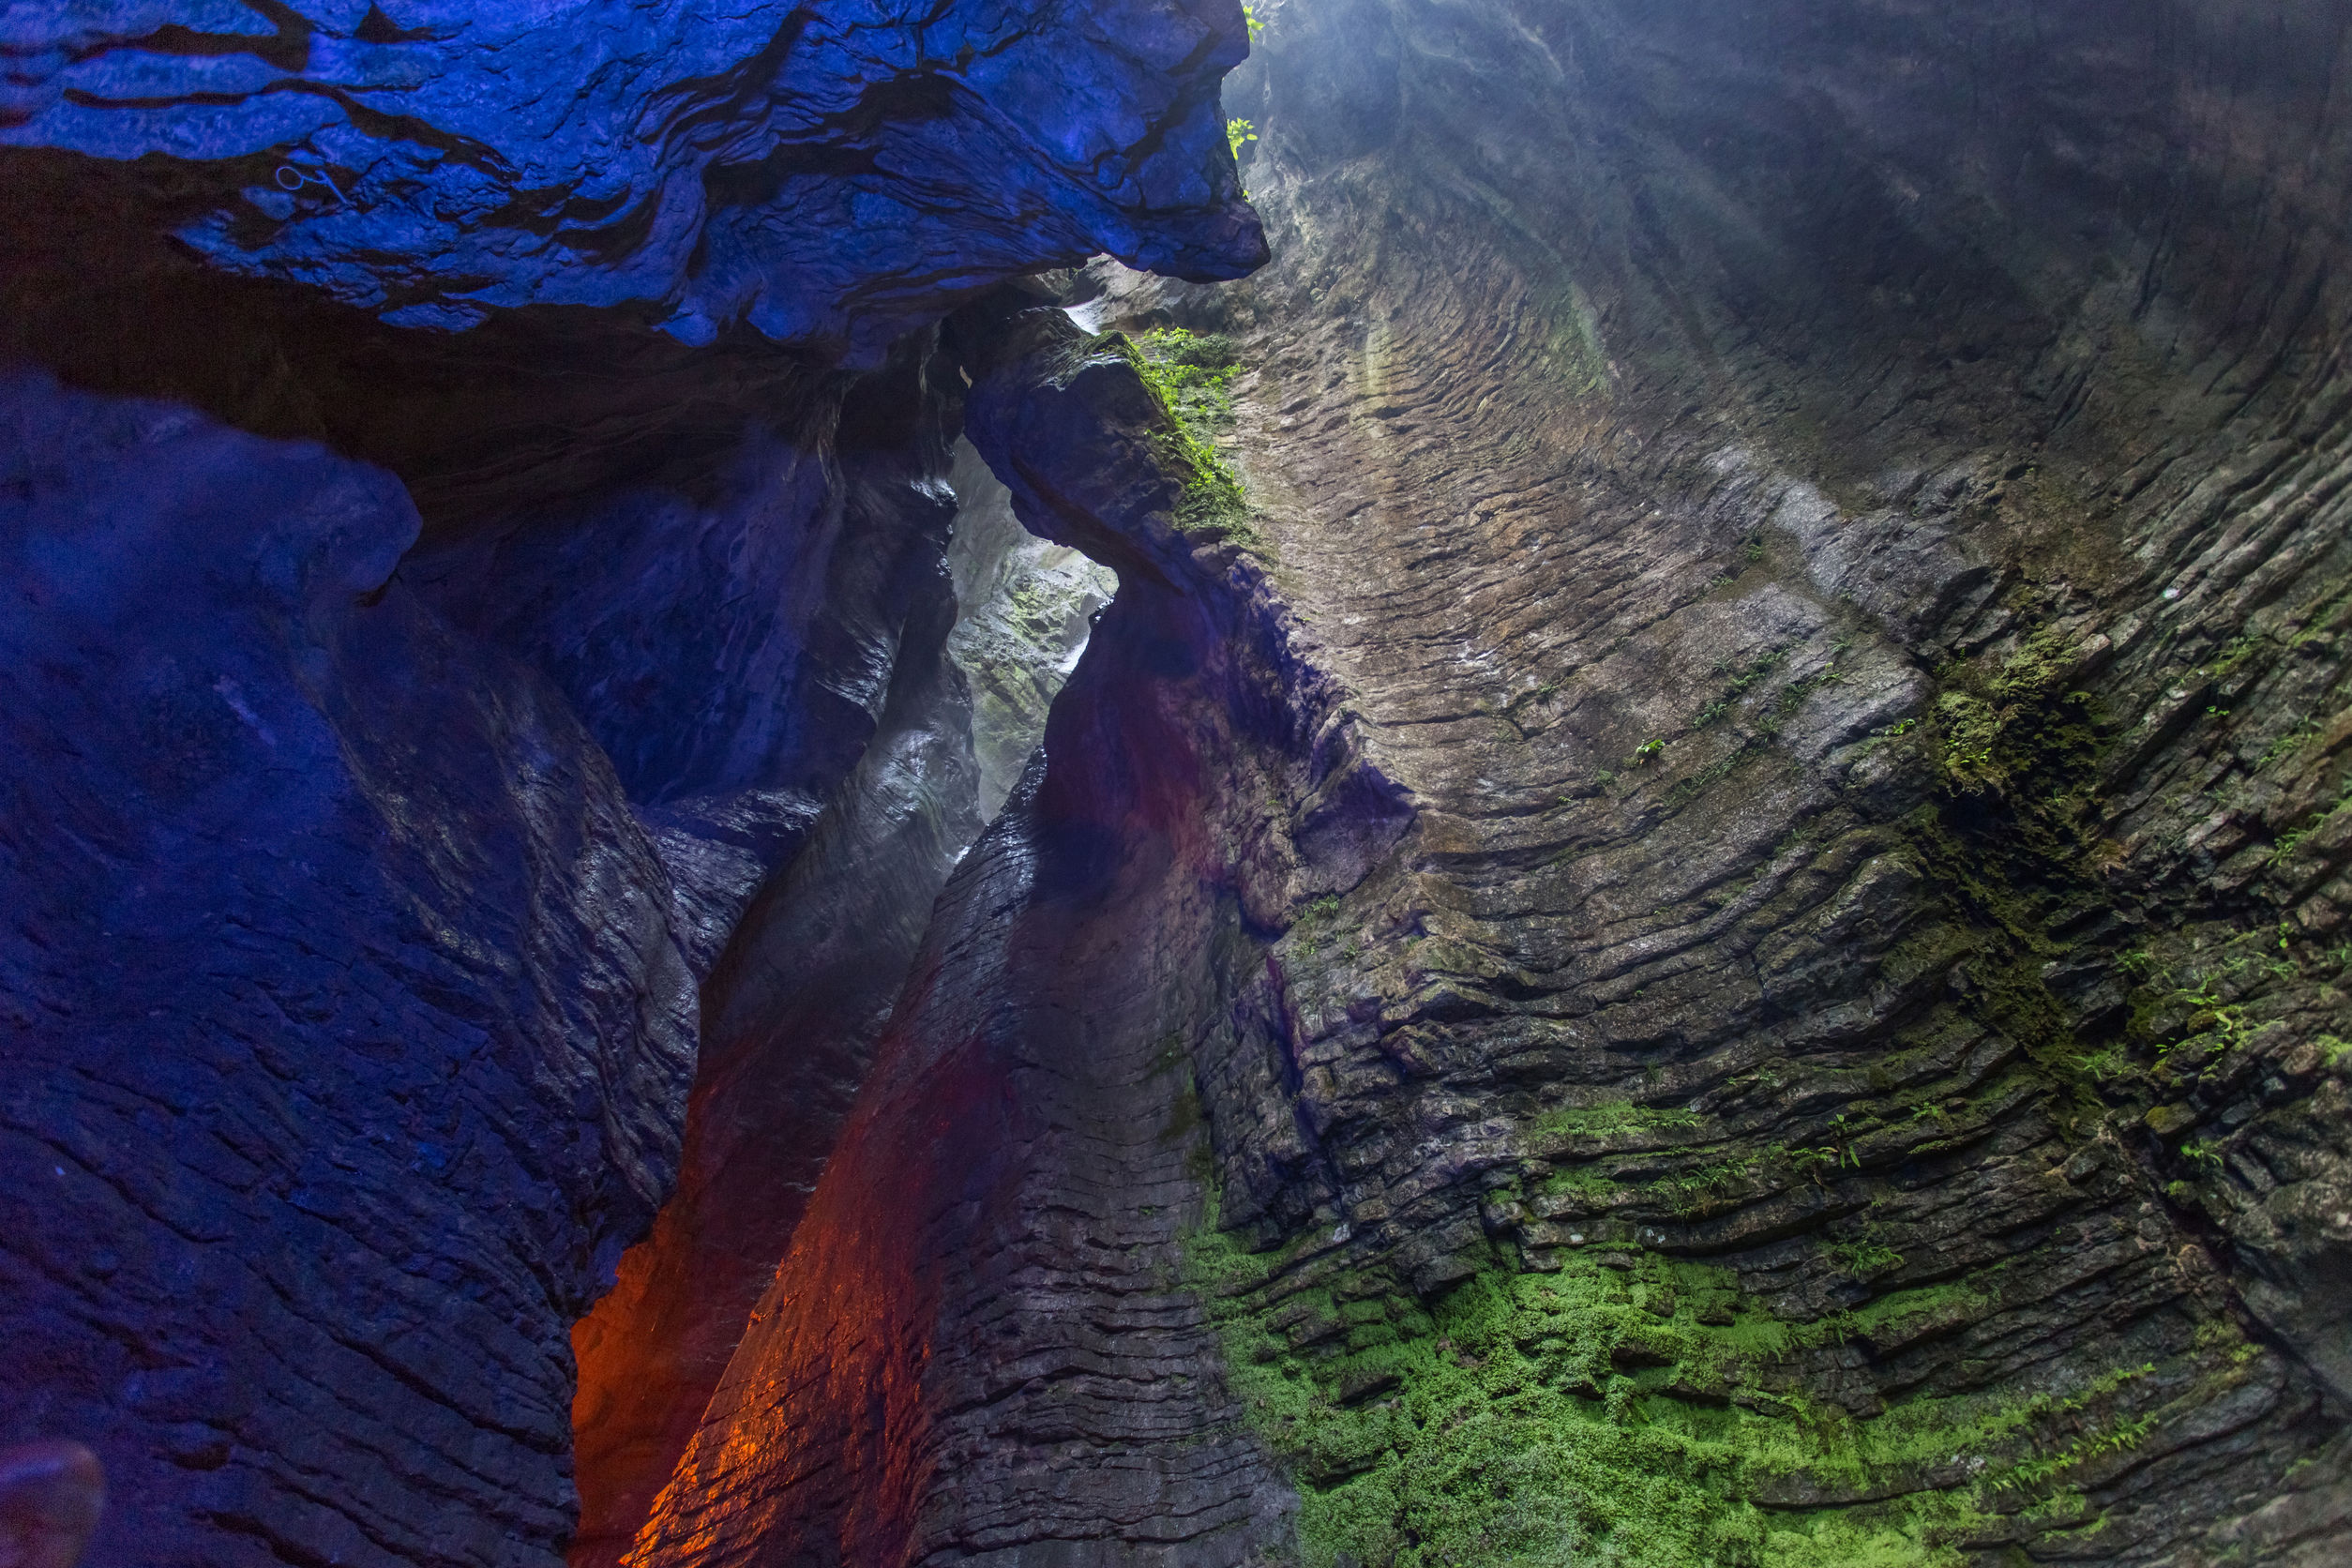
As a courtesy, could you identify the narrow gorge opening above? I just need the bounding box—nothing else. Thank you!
[566,429,1116,1568]
[6,5,2351,1568]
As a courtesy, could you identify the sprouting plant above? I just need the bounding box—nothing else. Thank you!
[1781,1143,1850,1184]
[1242,0,1266,42]
[2258,717,2323,770]
[2181,1139,2224,1172]
[2073,1047,2128,1083]
[2268,828,2311,868]
[1629,738,1666,766]
[1226,117,1257,163]
[1828,1237,1906,1275]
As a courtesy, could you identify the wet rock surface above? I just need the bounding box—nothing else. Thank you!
[0,0,1265,348]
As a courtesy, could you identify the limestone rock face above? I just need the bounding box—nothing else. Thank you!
[7,0,2352,1566]
[1066,0,2352,1560]
[0,0,1266,349]
[0,372,698,1568]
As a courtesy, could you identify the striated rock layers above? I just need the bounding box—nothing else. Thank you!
[0,3,1259,1568]
[8,0,2352,1566]
[1067,0,2352,1562]
[635,0,2352,1564]
[621,293,1406,1567]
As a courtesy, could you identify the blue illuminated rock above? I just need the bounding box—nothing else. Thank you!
[0,0,1265,353]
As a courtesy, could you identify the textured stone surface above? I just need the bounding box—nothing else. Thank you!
[621,296,1399,1568]
[0,0,1264,350]
[0,372,697,1568]
[1071,0,2352,1559]
[627,0,2352,1558]
[567,532,985,1568]
[8,1,2351,1565]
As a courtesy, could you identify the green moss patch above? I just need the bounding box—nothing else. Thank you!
[1118,327,1256,536]
[1186,1196,2178,1568]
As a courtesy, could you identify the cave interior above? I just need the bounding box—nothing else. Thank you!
[4,2,2352,1567]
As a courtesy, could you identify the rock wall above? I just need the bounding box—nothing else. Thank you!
[0,371,698,1568]
[7,1,2352,1566]
[623,293,1413,1568]
[1093,0,2352,1561]
[570,413,1122,1568]
[0,4,1262,1565]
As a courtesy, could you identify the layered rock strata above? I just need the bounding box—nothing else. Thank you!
[1068,0,2352,1561]
[570,431,1113,1568]
[626,2,2352,1558]
[6,2,2352,1567]
[622,294,1411,1567]
[0,4,1264,1564]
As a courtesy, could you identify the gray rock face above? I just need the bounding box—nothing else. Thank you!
[1053,0,2352,1560]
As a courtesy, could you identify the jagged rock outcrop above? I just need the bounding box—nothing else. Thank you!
[627,0,2352,1560]
[0,0,1265,348]
[567,497,986,1568]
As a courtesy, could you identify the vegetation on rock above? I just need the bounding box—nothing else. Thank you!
[1184,1190,2218,1568]
[1119,327,1257,537]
